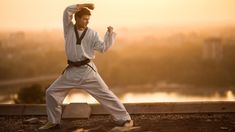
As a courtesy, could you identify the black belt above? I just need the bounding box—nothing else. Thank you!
[61,59,96,74]
[67,59,90,67]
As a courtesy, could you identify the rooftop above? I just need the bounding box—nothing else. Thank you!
[0,101,235,132]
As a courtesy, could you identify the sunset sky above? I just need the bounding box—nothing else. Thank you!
[0,0,235,31]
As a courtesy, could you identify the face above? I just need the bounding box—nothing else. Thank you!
[76,15,90,28]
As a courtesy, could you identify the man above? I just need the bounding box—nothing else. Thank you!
[39,3,133,130]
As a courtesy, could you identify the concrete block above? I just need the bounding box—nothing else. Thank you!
[90,104,108,115]
[62,103,91,119]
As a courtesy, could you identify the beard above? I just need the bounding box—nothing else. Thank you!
[76,23,88,29]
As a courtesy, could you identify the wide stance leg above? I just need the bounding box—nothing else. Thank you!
[80,72,131,122]
[46,75,75,124]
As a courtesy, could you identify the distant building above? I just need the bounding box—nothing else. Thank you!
[9,31,25,41]
[167,33,185,45]
[226,37,235,45]
[203,37,223,60]
[7,31,25,47]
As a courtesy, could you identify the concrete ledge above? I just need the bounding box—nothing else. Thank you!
[0,101,234,117]
[171,102,201,113]
[0,104,24,115]
[23,104,47,116]
[125,103,174,114]
[90,101,235,115]
[199,102,235,113]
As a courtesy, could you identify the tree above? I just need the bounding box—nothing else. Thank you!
[14,84,45,104]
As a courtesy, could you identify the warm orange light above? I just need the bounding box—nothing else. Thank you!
[0,0,235,30]
[63,91,235,104]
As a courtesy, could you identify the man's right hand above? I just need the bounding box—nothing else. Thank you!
[79,3,95,10]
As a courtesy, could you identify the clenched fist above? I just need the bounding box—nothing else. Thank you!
[81,3,95,10]
[107,26,114,33]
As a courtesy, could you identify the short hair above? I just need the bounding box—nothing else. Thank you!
[75,8,91,19]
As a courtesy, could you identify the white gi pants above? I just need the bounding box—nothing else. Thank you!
[46,62,131,124]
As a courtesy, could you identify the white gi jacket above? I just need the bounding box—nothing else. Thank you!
[62,4,116,80]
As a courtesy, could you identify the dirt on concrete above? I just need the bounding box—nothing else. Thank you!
[1,113,235,132]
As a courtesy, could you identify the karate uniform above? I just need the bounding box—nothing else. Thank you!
[46,4,131,124]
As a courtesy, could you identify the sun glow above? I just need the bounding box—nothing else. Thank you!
[0,0,235,30]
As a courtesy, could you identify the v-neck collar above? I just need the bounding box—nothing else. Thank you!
[74,25,88,45]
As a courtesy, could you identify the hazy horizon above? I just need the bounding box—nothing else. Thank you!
[1,0,235,30]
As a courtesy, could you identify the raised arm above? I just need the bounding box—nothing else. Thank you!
[93,26,117,53]
[63,3,94,37]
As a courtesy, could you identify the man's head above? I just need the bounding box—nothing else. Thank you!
[75,8,91,29]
